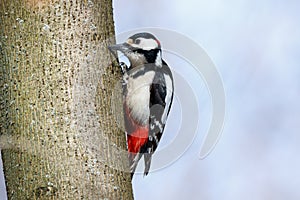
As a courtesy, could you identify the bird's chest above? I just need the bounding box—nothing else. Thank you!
[124,71,155,125]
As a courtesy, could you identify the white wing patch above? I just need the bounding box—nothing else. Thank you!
[155,53,162,66]
[161,74,173,123]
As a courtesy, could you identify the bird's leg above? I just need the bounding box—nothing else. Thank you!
[119,62,128,74]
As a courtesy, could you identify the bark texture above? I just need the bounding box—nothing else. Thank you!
[0,0,132,199]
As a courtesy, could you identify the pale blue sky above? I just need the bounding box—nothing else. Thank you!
[113,0,300,199]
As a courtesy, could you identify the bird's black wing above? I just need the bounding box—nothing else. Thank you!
[142,62,174,175]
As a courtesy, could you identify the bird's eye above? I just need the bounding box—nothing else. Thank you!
[135,39,141,44]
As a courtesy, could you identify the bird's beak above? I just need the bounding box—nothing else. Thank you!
[108,43,129,58]
[108,43,126,51]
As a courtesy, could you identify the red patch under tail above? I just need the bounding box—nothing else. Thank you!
[123,102,149,154]
[127,127,148,154]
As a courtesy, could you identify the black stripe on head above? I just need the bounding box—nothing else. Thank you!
[129,32,157,40]
[136,49,160,64]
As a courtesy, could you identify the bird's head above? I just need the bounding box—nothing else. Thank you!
[109,32,162,68]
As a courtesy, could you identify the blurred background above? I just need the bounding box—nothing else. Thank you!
[112,0,300,199]
[1,0,300,199]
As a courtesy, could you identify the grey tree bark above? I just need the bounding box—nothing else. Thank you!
[0,0,133,199]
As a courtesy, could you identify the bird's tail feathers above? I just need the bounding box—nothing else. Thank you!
[143,153,153,176]
[129,152,143,179]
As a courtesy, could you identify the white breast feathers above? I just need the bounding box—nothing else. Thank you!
[126,71,156,125]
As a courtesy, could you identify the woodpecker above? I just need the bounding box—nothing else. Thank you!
[109,32,174,178]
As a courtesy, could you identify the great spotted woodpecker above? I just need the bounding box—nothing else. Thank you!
[109,32,174,178]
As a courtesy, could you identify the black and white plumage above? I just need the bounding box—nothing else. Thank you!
[109,32,174,178]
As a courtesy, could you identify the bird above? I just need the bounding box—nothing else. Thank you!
[109,32,174,179]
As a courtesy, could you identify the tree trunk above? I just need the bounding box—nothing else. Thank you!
[0,0,133,199]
